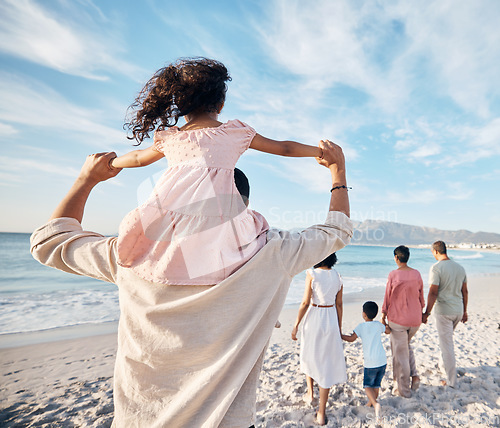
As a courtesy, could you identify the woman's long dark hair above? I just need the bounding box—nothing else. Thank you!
[314,253,337,269]
[125,57,231,144]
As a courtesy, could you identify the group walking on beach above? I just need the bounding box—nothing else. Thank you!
[30,57,468,427]
[291,242,467,424]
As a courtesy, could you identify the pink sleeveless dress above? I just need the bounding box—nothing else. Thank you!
[116,119,269,285]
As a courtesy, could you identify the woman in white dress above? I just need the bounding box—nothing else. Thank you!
[291,253,347,425]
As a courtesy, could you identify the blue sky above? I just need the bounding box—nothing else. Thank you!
[1,0,500,235]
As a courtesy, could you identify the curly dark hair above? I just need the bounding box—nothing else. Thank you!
[125,57,231,143]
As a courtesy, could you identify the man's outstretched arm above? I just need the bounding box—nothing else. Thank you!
[50,152,121,222]
[31,153,122,284]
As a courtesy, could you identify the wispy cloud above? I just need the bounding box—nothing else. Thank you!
[386,189,441,205]
[412,116,500,167]
[246,158,329,194]
[254,0,409,112]
[275,159,333,193]
[0,122,17,136]
[408,144,441,160]
[248,153,362,195]
[393,119,442,163]
[0,0,144,81]
[391,1,500,118]
[386,181,474,204]
[465,117,500,163]
[0,151,127,188]
[472,169,500,181]
[0,72,126,146]
[0,155,80,187]
[255,0,500,121]
[391,115,500,166]
[445,182,474,201]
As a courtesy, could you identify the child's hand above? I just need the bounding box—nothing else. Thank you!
[291,326,298,341]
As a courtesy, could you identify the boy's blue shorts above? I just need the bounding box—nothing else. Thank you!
[363,364,386,388]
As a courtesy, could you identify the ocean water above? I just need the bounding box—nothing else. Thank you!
[1,233,499,337]
[0,233,119,336]
[285,244,500,306]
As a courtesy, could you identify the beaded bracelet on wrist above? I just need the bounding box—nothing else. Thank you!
[330,185,352,192]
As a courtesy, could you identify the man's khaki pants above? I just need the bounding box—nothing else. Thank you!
[435,313,462,388]
[388,321,420,397]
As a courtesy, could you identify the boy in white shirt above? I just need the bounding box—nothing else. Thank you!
[342,301,390,418]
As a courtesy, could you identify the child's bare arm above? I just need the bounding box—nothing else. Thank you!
[341,332,358,342]
[110,146,164,168]
[250,134,322,158]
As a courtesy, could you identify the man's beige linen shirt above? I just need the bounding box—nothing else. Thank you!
[31,211,352,427]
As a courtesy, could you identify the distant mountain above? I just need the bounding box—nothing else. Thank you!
[351,220,500,246]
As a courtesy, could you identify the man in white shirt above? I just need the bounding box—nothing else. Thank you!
[31,140,352,427]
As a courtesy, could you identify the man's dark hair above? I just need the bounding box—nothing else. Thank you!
[363,301,378,320]
[314,253,337,269]
[234,168,250,205]
[394,245,410,263]
[432,240,447,255]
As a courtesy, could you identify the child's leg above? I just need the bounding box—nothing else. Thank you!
[316,387,330,425]
[365,387,382,418]
[374,389,382,418]
[364,387,378,407]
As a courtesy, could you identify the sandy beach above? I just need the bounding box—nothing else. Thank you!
[1,275,499,427]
